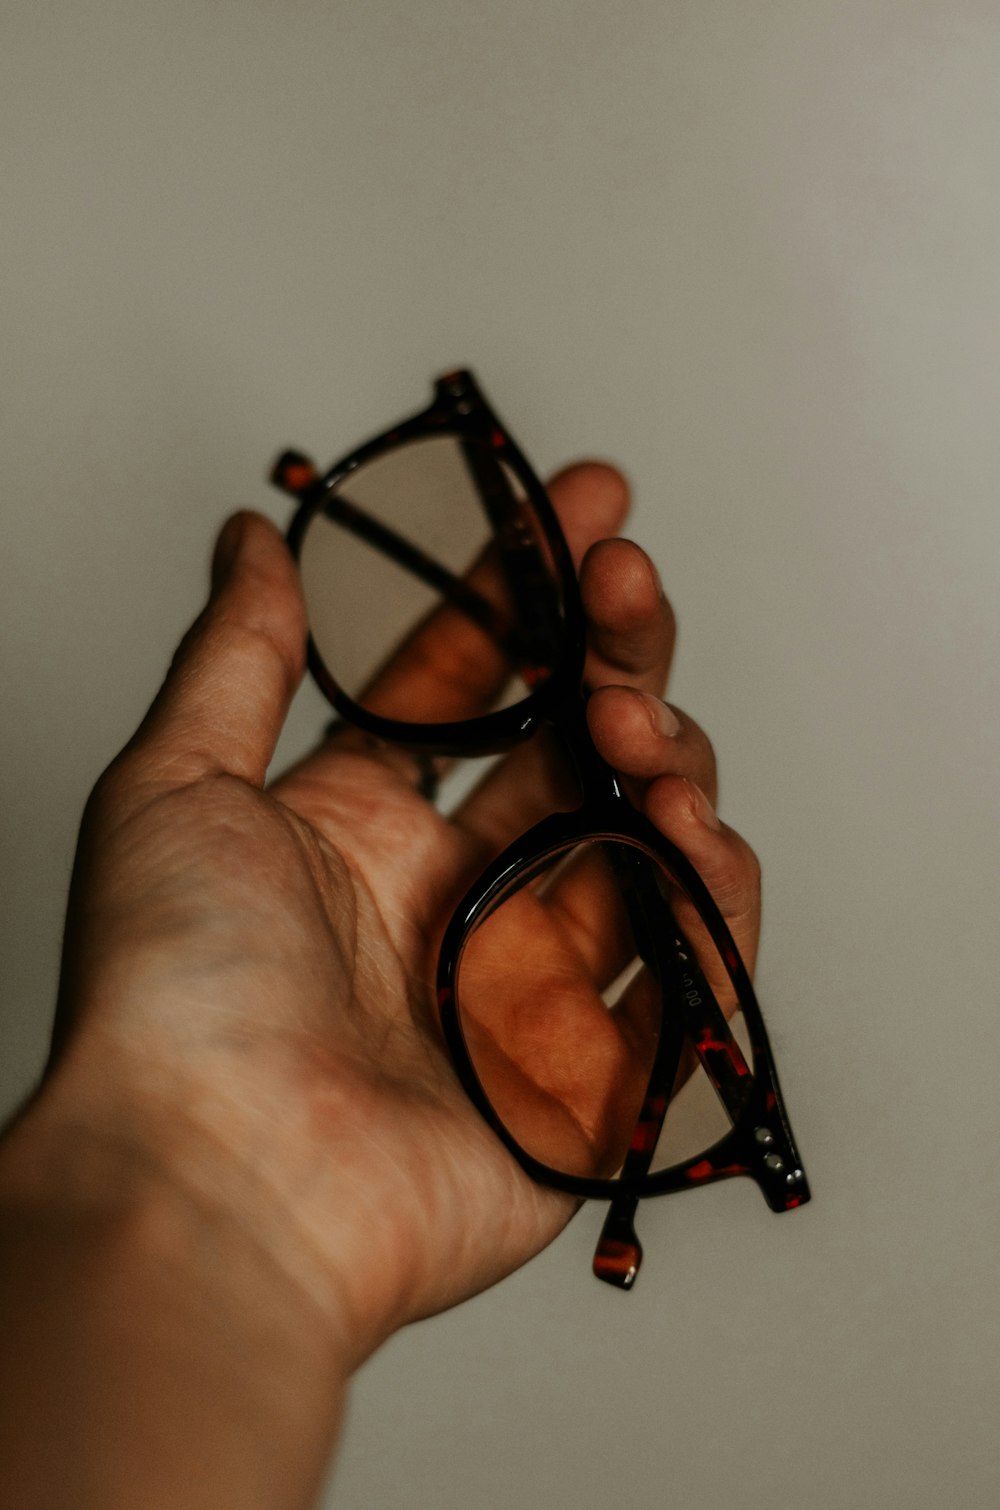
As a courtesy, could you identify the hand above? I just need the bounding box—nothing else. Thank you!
[43,460,763,1329]
[0,463,762,1506]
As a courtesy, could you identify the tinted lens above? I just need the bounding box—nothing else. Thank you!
[453,838,756,1183]
[298,434,565,726]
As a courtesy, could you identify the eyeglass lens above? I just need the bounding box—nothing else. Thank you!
[297,433,566,726]
[454,836,756,1184]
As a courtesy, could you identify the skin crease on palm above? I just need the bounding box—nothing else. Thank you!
[38,460,762,1371]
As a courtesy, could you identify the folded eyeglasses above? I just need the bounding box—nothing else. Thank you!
[272,370,810,1289]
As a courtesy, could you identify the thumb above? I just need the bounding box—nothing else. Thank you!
[124,511,307,790]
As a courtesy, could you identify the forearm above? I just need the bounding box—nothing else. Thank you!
[0,1093,350,1510]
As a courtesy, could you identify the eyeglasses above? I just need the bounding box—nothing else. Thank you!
[271,369,810,1289]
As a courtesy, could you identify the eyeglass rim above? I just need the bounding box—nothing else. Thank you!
[436,799,810,1211]
[283,369,589,755]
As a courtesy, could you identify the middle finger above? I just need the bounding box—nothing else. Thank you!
[454,542,678,854]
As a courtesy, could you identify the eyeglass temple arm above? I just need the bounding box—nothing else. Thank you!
[271,451,520,653]
[593,945,689,1290]
[593,855,755,1289]
[456,439,565,666]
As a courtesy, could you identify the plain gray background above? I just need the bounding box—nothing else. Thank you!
[3,3,998,1507]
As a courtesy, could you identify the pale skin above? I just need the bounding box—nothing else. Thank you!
[0,463,762,1509]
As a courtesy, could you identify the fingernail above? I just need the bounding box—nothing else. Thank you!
[686,780,722,830]
[640,692,680,738]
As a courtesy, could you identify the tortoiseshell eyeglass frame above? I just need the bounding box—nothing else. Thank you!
[272,369,810,1289]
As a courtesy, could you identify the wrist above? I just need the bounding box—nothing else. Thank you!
[0,1085,351,1510]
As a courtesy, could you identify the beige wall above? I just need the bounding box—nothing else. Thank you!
[3,4,998,1507]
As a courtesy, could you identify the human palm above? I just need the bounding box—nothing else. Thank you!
[50,463,761,1360]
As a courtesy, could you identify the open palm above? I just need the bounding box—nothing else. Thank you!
[51,463,762,1361]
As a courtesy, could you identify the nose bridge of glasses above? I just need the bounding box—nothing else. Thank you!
[546,690,629,807]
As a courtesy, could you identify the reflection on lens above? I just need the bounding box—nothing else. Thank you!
[299,435,564,725]
[453,838,756,1183]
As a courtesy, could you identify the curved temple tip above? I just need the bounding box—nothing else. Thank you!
[593,1237,643,1290]
[270,449,319,495]
[593,1198,644,1290]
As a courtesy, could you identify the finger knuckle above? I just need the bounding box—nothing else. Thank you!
[714,831,762,904]
[673,710,717,792]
